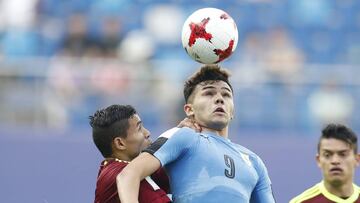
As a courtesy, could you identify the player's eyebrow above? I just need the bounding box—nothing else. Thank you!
[202,86,216,91]
[201,85,232,93]
[322,149,349,153]
[221,87,232,93]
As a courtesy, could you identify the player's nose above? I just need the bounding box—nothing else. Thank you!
[215,94,224,104]
[330,154,341,164]
[144,128,150,138]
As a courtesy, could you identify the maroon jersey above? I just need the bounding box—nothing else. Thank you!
[290,181,360,203]
[94,159,171,203]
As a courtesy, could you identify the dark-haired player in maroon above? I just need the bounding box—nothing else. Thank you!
[290,124,360,203]
[90,104,200,203]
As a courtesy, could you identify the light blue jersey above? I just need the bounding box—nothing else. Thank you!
[144,127,275,203]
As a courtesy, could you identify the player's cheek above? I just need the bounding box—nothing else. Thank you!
[140,137,149,148]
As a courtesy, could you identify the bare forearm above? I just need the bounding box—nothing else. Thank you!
[116,153,161,203]
[116,170,140,203]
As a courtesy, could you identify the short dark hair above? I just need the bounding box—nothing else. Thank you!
[89,104,137,157]
[318,123,358,154]
[183,64,233,103]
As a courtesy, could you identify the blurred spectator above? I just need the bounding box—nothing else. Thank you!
[238,31,265,66]
[45,57,83,129]
[117,30,155,63]
[90,62,131,96]
[308,78,354,126]
[143,4,184,45]
[232,31,267,88]
[97,16,123,58]
[60,13,99,58]
[263,27,305,83]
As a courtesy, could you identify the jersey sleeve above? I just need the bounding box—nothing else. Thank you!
[143,127,197,167]
[250,156,276,203]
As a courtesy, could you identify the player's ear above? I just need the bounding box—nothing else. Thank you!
[184,104,194,117]
[113,137,127,150]
[316,154,321,168]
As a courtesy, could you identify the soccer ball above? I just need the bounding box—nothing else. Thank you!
[181,8,238,64]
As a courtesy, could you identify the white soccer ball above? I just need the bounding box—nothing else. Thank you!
[181,8,238,64]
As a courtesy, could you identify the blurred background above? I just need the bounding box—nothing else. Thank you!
[0,0,359,202]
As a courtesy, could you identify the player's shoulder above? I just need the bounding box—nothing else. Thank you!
[289,183,321,203]
[104,159,128,169]
[144,127,199,155]
[355,183,360,193]
[233,143,259,158]
[230,143,266,167]
[159,127,197,139]
[98,159,128,178]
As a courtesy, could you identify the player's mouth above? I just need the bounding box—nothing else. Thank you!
[213,107,226,115]
[329,167,343,174]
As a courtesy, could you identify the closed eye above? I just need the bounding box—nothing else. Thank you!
[222,92,232,98]
[203,91,215,96]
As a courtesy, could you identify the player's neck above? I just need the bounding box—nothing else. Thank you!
[202,126,228,138]
[324,180,354,198]
[104,157,130,163]
[111,152,132,162]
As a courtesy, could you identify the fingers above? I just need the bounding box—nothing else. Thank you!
[193,122,202,133]
[177,118,202,132]
[177,118,192,128]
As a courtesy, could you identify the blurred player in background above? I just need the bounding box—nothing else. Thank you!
[290,123,360,203]
[117,65,275,203]
[89,104,200,203]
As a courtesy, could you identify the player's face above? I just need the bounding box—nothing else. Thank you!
[317,138,360,187]
[188,80,234,130]
[124,114,151,160]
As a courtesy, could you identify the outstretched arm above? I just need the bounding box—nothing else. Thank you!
[116,152,161,203]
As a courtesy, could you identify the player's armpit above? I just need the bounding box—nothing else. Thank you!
[116,152,161,203]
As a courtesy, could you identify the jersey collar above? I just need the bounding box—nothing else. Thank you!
[319,181,359,203]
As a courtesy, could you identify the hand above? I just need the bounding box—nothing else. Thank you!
[177,117,202,132]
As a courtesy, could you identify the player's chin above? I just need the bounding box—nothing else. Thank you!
[209,120,228,130]
[142,139,152,148]
[213,116,230,124]
[326,172,345,181]
[328,178,345,187]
